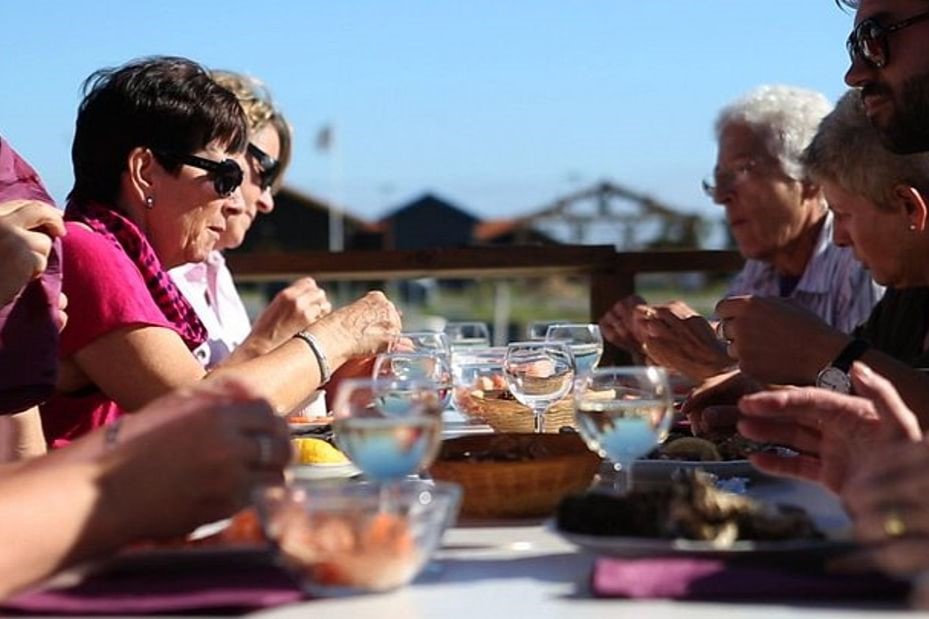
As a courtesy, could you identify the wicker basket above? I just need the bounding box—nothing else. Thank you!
[455,389,577,433]
[429,433,601,518]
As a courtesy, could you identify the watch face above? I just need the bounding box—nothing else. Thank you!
[816,367,852,393]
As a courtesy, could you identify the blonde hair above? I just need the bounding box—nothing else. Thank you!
[211,70,292,192]
[803,90,929,211]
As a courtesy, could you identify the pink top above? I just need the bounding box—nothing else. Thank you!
[39,223,179,447]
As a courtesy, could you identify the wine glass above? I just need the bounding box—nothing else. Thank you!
[332,378,443,484]
[372,351,452,410]
[545,323,604,381]
[444,322,491,352]
[390,331,451,358]
[503,341,575,433]
[574,366,674,495]
[449,347,507,420]
[526,320,566,341]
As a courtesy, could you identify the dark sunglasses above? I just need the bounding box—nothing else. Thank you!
[846,10,929,69]
[153,150,244,197]
[247,143,282,191]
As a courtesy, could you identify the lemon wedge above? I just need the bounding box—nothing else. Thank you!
[292,437,349,465]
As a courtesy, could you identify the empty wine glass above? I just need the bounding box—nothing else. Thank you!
[503,341,575,433]
[526,320,567,341]
[372,352,452,410]
[574,366,674,495]
[444,322,491,352]
[332,378,444,484]
[545,323,604,380]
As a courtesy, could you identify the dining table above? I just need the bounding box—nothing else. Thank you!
[248,473,914,619]
[8,413,918,618]
[250,413,912,618]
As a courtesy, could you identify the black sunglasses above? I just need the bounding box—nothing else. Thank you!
[153,150,244,197]
[247,143,282,191]
[846,10,929,69]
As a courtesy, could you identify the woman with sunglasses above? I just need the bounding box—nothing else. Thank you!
[169,70,331,380]
[41,56,400,447]
[0,135,292,601]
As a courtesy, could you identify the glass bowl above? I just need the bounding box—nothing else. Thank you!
[256,480,461,595]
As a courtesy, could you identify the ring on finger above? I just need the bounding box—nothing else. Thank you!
[256,434,274,468]
[883,509,907,538]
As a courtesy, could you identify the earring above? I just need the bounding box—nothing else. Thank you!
[909,223,917,231]
[145,196,154,209]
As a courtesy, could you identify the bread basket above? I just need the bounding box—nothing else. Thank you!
[429,433,601,518]
[455,389,577,433]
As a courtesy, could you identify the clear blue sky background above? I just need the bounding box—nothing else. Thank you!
[1,1,856,227]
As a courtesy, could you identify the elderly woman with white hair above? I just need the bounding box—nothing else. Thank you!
[600,85,882,382]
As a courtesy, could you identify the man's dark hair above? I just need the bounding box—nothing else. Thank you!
[69,56,248,206]
[834,0,857,9]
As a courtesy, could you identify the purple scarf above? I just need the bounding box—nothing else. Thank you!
[0,137,61,414]
[65,201,207,350]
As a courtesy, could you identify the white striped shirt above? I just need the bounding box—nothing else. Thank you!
[725,211,884,334]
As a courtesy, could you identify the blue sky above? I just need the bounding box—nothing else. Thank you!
[1,1,856,227]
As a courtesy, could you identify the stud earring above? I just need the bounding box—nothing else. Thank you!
[145,196,154,209]
[909,223,917,231]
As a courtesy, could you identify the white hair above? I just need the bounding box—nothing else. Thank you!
[715,85,833,181]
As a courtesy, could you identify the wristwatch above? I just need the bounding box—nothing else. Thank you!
[815,338,870,394]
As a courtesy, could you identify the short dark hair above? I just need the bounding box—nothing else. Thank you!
[69,56,248,206]
[834,0,857,9]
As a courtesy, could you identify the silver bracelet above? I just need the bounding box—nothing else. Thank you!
[294,330,332,384]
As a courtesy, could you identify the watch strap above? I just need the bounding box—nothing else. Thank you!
[831,338,870,373]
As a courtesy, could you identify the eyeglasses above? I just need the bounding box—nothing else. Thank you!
[701,159,757,199]
[846,10,929,69]
[247,143,281,191]
[153,151,244,197]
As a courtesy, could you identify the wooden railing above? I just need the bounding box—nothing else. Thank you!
[226,245,744,327]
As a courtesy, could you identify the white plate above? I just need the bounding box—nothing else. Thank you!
[290,462,360,480]
[557,528,853,559]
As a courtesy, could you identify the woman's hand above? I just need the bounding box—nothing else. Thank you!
[843,437,929,576]
[310,291,402,367]
[739,363,921,493]
[715,295,847,385]
[0,200,65,306]
[682,369,761,437]
[240,278,332,357]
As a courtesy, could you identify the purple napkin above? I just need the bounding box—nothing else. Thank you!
[0,136,61,415]
[592,557,910,602]
[2,559,306,615]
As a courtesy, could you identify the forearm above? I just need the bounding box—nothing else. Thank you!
[0,454,127,600]
[0,407,47,462]
[207,324,350,414]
